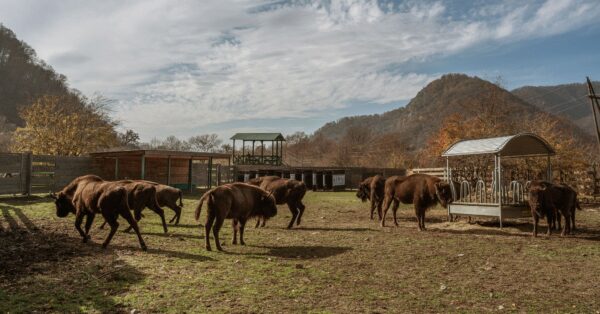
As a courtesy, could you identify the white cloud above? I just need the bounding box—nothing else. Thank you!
[1,0,600,140]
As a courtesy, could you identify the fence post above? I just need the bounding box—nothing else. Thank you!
[23,152,32,195]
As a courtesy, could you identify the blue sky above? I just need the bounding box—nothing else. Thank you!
[1,0,599,142]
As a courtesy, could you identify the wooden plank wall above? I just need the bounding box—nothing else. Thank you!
[0,153,25,195]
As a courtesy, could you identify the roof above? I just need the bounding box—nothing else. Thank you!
[230,133,285,141]
[441,133,555,158]
[90,149,231,159]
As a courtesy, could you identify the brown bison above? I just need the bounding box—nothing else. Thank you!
[528,181,580,237]
[142,181,184,225]
[356,175,385,220]
[52,175,147,250]
[195,183,277,251]
[381,174,453,230]
[98,180,168,233]
[248,176,307,229]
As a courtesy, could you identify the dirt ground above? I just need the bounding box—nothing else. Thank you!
[1,192,600,313]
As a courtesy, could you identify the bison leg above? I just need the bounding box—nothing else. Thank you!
[376,199,383,221]
[148,204,168,234]
[212,216,225,251]
[119,207,147,251]
[532,214,539,237]
[239,219,247,246]
[561,212,571,236]
[380,196,393,227]
[255,217,262,228]
[391,200,400,227]
[168,205,182,225]
[370,198,376,220]
[545,213,553,236]
[101,212,119,249]
[204,212,216,251]
[286,203,299,229]
[296,201,306,226]
[99,220,107,229]
[261,219,266,227]
[556,211,562,231]
[74,211,89,243]
[232,219,239,245]
[84,213,96,238]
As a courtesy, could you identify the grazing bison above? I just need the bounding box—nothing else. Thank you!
[195,183,277,251]
[529,181,580,237]
[381,174,453,230]
[52,176,147,250]
[97,180,168,233]
[356,175,385,220]
[248,176,307,229]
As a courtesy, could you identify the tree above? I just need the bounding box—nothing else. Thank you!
[0,115,16,152]
[162,135,190,151]
[118,129,140,147]
[12,95,118,156]
[188,134,222,152]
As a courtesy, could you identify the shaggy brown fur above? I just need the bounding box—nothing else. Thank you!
[529,181,580,237]
[195,183,277,251]
[381,174,453,230]
[356,175,385,220]
[52,176,147,250]
[248,176,307,229]
[100,180,167,233]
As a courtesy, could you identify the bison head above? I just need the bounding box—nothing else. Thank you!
[434,181,453,208]
[258,192,277,219]
[528,183,548,217]
[356,183,369,202]
[51,192,75,217]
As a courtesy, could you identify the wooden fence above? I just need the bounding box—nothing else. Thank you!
[0,152,236,196]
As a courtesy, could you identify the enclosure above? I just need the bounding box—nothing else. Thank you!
[1,192,600,312]
[442,133,555,227]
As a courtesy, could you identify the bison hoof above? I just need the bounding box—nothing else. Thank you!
[141,245,148,251]
[205,246,212,251]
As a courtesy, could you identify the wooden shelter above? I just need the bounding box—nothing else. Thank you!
[230,133,285,166]
[442,133,555,227]
[90,150,231,192]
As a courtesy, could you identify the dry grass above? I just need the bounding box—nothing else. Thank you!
[1,192,600,313]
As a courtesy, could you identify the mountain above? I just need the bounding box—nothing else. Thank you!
[314,73,592,153]
[512,81,600,136]
[0,24,74,126]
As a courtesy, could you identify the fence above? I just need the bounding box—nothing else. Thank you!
[0,152,238,196]
[0,153,94,195]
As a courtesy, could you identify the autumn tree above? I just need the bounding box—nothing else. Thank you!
[12,95,118,156]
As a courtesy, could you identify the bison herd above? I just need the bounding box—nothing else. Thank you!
[51,172,582,252]
[51,174,306,251]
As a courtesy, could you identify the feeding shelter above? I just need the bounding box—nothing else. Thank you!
[231,133,285,166]
[442,133,555,227]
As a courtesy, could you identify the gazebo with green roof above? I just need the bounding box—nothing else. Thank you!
[230,133,286,166]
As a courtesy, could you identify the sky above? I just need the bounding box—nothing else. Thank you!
[1,0,600,142]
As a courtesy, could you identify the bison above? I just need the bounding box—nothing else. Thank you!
[248,176,307,229]
[195,183,277,251]
[356,175,386,220]
[142,181,184,225]
[381,174,453,230]
[98,180,168,233]
[52,175,147,250]
[529,181,580,237]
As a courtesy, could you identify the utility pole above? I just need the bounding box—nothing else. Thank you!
[586,77,600,155]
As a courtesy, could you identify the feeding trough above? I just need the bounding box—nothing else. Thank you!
[442,133,555,227]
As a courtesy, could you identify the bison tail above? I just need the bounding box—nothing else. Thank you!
[195,191,211,221]
[178,190,184,207]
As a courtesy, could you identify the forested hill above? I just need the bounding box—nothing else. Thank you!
[0,24,76,126]
[313,73,591,153]
[512,81,600,136]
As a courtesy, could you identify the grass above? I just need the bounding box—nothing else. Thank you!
[1,192,600,313]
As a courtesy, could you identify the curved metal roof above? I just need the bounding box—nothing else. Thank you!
[441,133,555,157]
